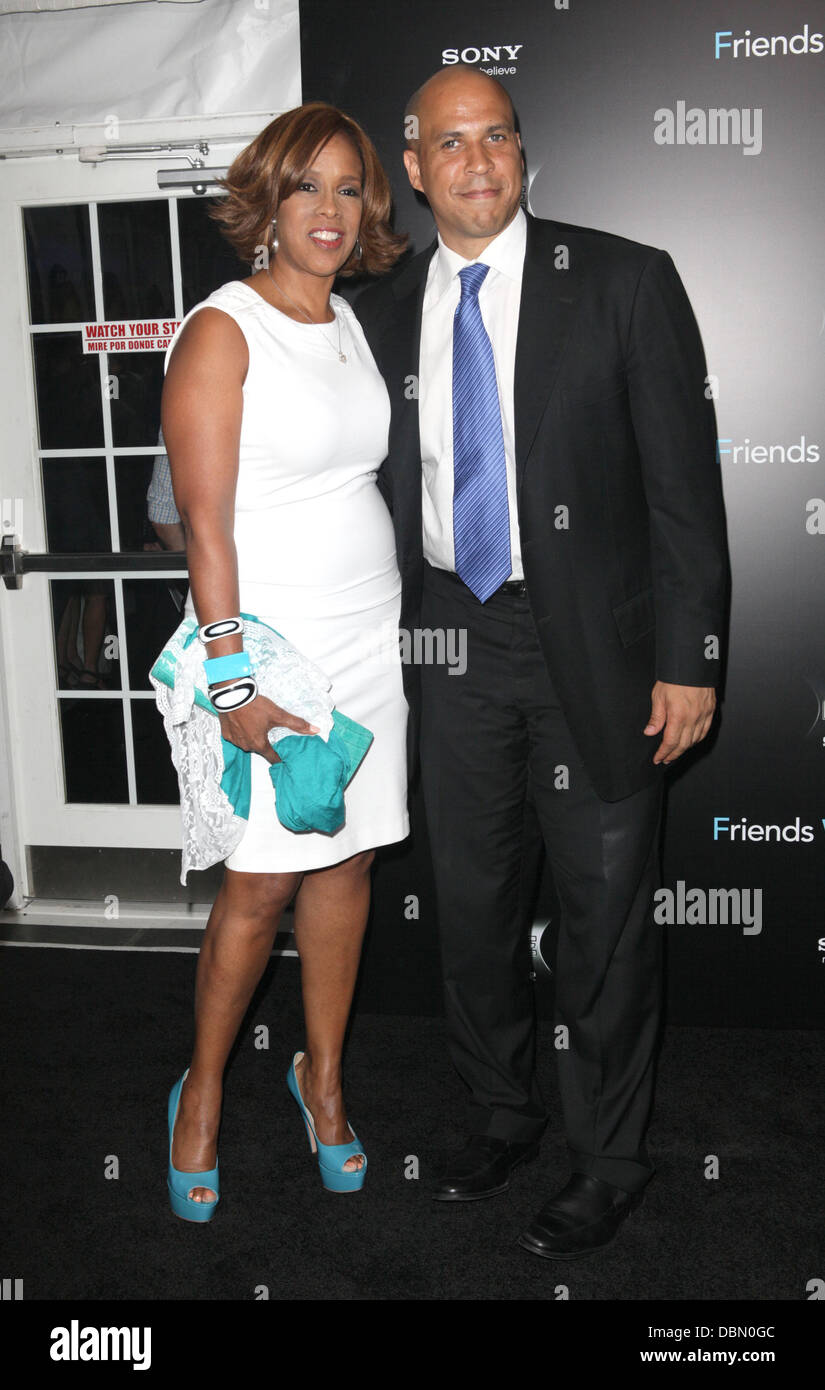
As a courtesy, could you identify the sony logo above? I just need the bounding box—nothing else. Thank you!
[442,45,524,65]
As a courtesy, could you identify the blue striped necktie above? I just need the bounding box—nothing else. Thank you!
[451,262,511,602]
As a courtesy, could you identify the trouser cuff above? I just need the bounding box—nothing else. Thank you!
[567,1146,654,1195]
[469,1107,548,1145]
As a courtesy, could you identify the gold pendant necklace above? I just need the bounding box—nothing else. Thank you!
[266,265,347,363]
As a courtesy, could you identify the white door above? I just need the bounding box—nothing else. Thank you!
[0,145,250,908]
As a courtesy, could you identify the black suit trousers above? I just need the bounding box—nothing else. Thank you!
[419,562,665,1194]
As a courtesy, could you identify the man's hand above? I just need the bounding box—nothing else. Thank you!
[644,681,716,765]
[151,521,187,551]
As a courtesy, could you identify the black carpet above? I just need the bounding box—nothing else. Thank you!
[1,946,822,1302]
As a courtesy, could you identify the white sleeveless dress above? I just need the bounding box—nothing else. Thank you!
[163,279,409,870]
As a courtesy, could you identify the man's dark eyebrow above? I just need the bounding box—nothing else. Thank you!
[431,122,513,141]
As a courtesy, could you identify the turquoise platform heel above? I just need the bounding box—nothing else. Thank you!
[167,1068,220,1222]
[287,1052,367,1193]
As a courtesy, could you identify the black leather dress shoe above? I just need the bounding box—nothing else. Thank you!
[518,1172,644,1258]
[433,1135,541,1201]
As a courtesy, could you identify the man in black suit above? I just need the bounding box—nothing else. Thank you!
[355,66,728,1258]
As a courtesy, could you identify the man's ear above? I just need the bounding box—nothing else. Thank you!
[403,146,423,194]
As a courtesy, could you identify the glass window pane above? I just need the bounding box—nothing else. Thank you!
[123,578,188,691]
[178,196,248,312]
[132,700,181,804]
[110,351,164,446]
[51,579,122,691]
[43,458,111,553]
[114,457,155,550]
[98,200,173,320]
[24,204,95,325]
[59,697,128,803]
[33,333,104,448]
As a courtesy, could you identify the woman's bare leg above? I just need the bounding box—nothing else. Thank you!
[292,849,375,1173]
[171,866,302,1200]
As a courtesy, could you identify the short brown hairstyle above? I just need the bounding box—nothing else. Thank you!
[209,102,407,275]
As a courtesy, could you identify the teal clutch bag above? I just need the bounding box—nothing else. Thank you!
[150,612,373,833]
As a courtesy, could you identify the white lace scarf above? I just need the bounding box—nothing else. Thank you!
[149,615,335,884]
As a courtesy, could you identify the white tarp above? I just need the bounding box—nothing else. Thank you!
[1,2,201,14]
[0,0,300,130]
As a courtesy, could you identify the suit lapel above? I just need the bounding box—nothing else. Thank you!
[389,242,433,472]
[514,215,581,492]
[379,243,435,553]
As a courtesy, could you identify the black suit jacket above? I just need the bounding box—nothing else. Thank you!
[354,212,729,801]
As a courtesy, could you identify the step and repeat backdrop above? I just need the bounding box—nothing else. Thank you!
[300,0,825,1026]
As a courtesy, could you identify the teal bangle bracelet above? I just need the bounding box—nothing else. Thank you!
[203,651,252,685]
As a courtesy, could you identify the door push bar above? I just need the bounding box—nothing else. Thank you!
[1,535,188,590]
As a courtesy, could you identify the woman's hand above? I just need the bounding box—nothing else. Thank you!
[217,692,319,765]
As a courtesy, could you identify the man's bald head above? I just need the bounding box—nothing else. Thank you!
[402,64,524,260]
[404,65,516,148]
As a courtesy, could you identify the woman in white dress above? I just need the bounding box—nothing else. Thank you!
[161,103,409,1218]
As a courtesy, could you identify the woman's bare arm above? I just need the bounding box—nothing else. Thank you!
[161,308,317,762]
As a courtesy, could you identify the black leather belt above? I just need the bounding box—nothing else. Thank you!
[425,562,527,599]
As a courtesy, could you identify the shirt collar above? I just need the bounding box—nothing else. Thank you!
[428,206,527,303]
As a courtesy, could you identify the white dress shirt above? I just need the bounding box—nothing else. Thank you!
[419,205,526,580]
